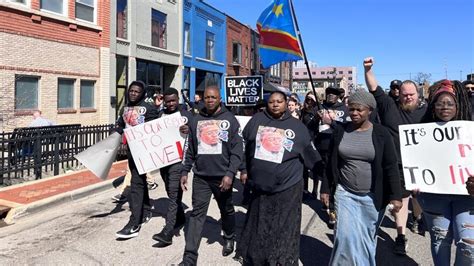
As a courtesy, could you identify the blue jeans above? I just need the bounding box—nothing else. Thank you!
[418,193,474,266]
[330,185,381,266]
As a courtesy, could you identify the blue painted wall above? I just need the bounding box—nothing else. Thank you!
[183,0,227,99]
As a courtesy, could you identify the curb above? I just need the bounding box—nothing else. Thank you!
[4,177,120,224]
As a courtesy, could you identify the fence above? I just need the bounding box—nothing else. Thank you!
[0,124,127,186]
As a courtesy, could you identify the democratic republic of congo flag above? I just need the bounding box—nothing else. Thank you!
[257,0,303,68]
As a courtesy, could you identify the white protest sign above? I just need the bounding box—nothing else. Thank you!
[235,115,252,130]
[124,112,185,174]
[399,121,474,195]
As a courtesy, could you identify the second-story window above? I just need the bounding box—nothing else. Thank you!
[41,0,66,15]
[151,9,167,49]
[232,42,241,64]
[184,23,191,55]
[117,0,127,38]
[76,0,95,23]
[206,31,215,60]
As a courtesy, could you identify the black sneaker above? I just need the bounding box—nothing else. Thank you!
[142,212,152,225]
[152,229,173,248]
[393,235,408,255]
[147,182,158,190]
[116,223,141,239]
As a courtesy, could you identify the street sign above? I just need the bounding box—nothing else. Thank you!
[225,75,263,106]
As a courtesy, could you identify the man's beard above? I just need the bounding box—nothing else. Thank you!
[400,102,417,112]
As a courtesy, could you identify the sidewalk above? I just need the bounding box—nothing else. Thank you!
[0,160,128,225]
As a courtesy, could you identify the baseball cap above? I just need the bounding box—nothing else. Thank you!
[390,80,402,89]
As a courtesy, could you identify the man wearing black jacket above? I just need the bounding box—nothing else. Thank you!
[115,81,159,239]
[152,88,193,248]
[179,85,243,265]
[364,57,427,255]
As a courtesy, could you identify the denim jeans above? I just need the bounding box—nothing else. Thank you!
[330,185,380,266]
[418,193,474,266]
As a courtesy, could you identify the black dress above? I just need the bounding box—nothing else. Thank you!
[236,179,303,265]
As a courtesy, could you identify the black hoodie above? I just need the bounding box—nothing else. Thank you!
[241,110,321,193]
[181,104,243,178]
[116,81,159,130]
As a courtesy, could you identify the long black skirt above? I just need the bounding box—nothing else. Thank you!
[236,179,303,265]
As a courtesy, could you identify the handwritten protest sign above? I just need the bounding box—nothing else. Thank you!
[124,112,185,174]
[399,121,474,195]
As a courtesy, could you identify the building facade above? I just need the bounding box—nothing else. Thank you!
[183,0,226,100]
[0,0,110,131]
[225,15,251,77]
[292,62,357,99]
[110,0,182,120]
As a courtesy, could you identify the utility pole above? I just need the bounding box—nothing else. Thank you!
[460,70,463,81]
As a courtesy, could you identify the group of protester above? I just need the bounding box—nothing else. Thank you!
[111,57,474,265]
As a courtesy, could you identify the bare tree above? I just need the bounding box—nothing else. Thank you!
[412,72,432,85]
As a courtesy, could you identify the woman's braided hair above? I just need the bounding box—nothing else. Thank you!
[422,79,472,122]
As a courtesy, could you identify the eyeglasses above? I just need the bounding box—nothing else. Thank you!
[466,86,474,92]
[434,102,456,108]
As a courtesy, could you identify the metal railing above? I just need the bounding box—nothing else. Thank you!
[0,124,127,186]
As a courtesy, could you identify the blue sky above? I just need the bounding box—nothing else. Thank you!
[205,0,473,88]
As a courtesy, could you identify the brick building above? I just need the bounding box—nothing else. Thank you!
[0,0,111,131]
[225,15,251,77]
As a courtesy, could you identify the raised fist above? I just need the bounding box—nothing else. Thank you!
[363,57,374,69]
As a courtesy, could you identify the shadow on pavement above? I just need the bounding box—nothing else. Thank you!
[89,201,127,218]
[376,228,418,266]
[300,234,332,265]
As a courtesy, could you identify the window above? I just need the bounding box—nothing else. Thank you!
[303,72,307,75]
[75,0,95,22]
[151,9,167,49]
[41,0,66,15]
[339,71,343,74]
[232,42,241,64]
[15,76,38,110]
[321,71,325,75]
[349,77,353,80]
[295,72,299,75]
[58,79,75,109]
[184,23,191,55]
[80,80,95,108]
[348,71,353,74]
[206,31,215,60]
[117,0,127,38]
[136,59,163,89]
[312,72,316,75]
[8,0,28,5]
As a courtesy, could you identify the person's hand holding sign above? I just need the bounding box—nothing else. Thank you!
[179,124,189,135]
[467,176,474,196]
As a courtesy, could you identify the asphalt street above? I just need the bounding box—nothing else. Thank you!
[0,176,441,265]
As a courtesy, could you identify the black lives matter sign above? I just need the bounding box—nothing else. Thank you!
[225,76,263,106]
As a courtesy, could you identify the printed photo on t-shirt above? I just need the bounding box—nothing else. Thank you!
[254,126,285,163]
[197,120,225,154]
[123,106,146,127]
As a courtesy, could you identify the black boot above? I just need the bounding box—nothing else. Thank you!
[222,238,235,257]
[152,229,173,248]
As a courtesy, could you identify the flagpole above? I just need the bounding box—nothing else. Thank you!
[288,0,323,110]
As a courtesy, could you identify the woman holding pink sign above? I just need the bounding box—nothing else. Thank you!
[418,79,474,266]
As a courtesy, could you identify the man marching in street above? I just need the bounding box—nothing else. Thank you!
[151,88,194,248]
[114,80,160,239]
[179,85,243,265]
